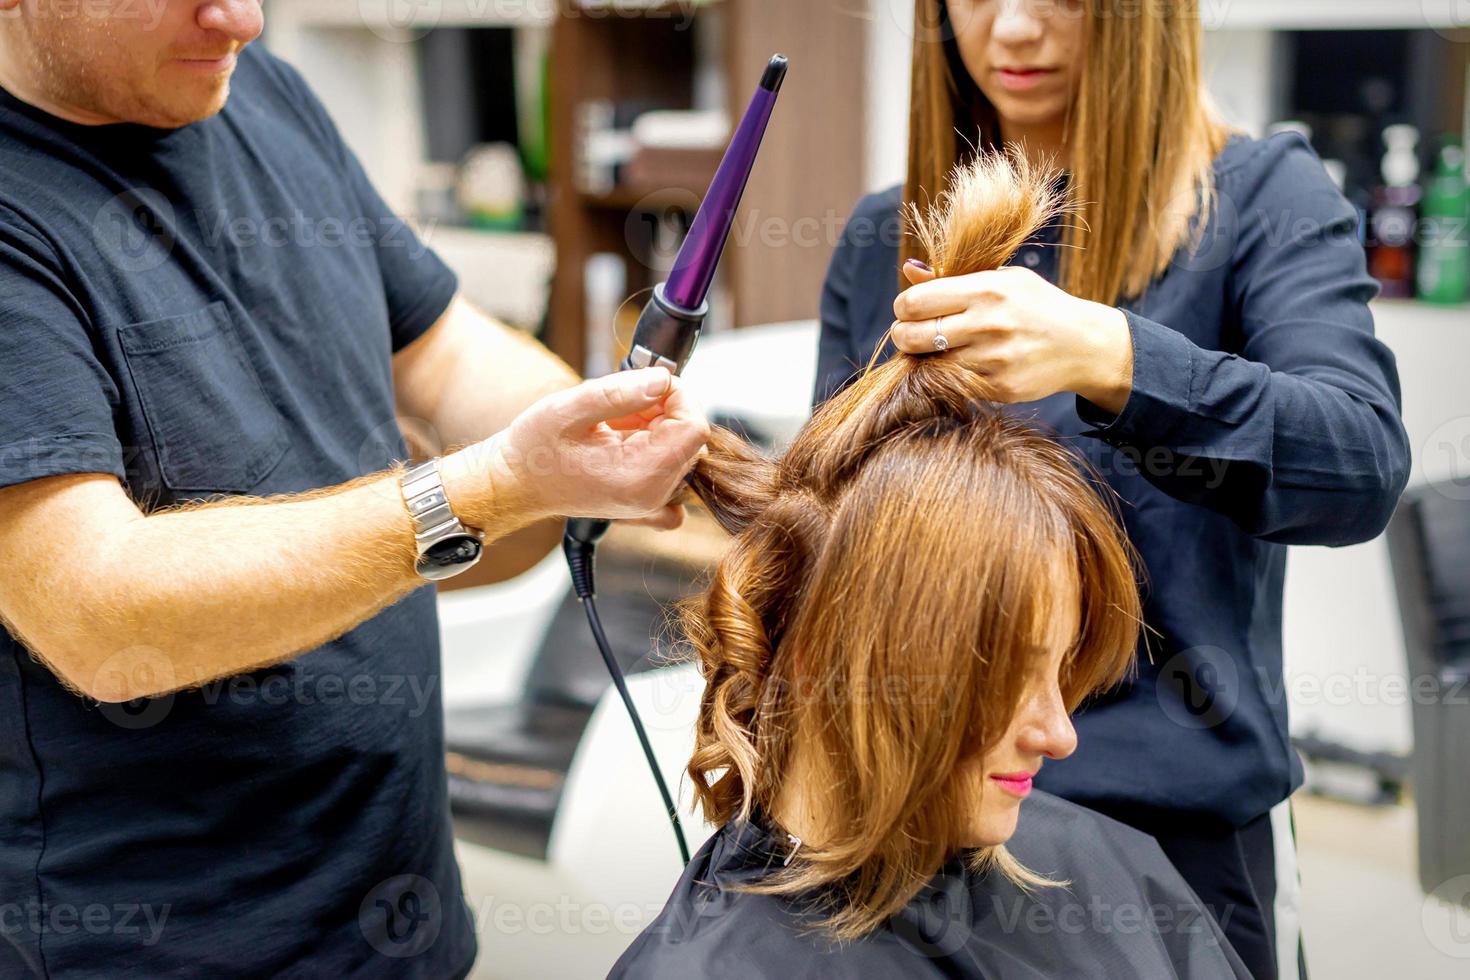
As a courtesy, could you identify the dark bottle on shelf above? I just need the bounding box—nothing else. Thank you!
[1368,124,1421,299]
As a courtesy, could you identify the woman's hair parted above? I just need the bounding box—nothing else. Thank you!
[905,0,1236,305]
[680,151,1142,940]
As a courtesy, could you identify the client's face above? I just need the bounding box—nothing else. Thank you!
[961,568,1081,848]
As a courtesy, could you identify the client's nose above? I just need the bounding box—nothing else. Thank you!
[1015,682,1078,762]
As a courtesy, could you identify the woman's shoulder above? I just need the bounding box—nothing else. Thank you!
[1212,130,1344,204]
[838,184,905,254]
[992,792,1249,977]
[850,184,903,222]
[608,821,868,979]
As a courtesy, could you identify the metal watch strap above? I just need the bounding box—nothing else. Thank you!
[401,459,467,545]
[400,460,483,583]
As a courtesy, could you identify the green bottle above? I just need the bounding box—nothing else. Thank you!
[1416,138,1469,305]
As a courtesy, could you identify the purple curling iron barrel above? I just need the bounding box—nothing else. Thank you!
[622,54,789,374]
[566,54,789,566]
[562,55,788,868]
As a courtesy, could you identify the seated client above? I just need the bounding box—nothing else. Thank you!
[611,154,1249,979]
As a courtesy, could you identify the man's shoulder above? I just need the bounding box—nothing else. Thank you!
[231,45,317,117]
[233,44,301,99]
[228,45,338,146]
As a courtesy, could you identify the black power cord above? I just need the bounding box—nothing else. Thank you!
[564,527,691,866]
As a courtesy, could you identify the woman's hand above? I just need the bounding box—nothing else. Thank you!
[891,261,1135,414]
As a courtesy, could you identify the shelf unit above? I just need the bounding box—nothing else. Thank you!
[545,0,867,372]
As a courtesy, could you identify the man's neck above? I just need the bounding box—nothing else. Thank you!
[0,53,117,125]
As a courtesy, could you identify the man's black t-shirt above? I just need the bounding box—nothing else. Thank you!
[0,46,476,978]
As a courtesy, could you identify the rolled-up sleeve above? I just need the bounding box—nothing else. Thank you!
[0,215,125,491]
[1077,136,1410,546]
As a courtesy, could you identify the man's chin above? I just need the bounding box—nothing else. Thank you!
[135,80,234,129]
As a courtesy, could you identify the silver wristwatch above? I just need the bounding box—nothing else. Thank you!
[399,459,484,581]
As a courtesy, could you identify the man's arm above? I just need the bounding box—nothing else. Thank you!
[0,369,706,703]
[392,294,579,451]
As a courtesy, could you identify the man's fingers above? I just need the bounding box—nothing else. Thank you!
[623,503,686,531]
[555,367,672,430]
[648,383,711,463]
[605,403,667,432]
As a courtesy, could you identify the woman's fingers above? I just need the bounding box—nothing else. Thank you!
[892,271,991,321]
[891,313,971,354]
[902,259,938,286]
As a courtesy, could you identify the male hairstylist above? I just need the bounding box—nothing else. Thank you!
[0,2,708,977]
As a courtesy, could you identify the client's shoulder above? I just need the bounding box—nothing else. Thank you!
[1005,790,1180,877]
[614,819,965,979]
[988,791,1248,976]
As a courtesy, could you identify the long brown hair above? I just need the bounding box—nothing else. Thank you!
[680,152,1143,939]
[904,0,1235,304]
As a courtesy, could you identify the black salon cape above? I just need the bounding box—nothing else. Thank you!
[611,791,1250,978]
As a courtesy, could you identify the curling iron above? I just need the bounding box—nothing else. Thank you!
[563,55,789,865]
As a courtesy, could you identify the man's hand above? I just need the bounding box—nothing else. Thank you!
[396,298,696,532]
[442,367,709,530]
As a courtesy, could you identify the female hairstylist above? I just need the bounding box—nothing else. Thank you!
[816,2,1409,978]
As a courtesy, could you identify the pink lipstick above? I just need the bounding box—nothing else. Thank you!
[989,772,1034,798]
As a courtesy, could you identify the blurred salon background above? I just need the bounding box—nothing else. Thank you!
[260,2,1470,977]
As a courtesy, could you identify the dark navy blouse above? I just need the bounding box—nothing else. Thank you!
[815,132,1411,828]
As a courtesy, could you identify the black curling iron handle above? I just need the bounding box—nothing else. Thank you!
[563,283,709,589]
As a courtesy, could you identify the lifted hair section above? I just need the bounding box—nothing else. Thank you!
[902,148,1068,278]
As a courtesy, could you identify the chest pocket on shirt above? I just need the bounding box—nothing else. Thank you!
[118,302,289,493]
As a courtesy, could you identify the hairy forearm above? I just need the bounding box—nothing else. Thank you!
[440,327,577,447]
[47,445,531,702]
[397,297,579,451]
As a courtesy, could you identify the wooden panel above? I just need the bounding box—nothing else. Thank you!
[726,0,868,327]
[546,0,868,369]
[546,3,700,372]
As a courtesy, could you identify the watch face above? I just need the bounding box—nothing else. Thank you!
[417,533,484,581]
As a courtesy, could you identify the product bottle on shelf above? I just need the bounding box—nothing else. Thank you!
[1415,137,1469,305]
[1368,124,1421,300]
